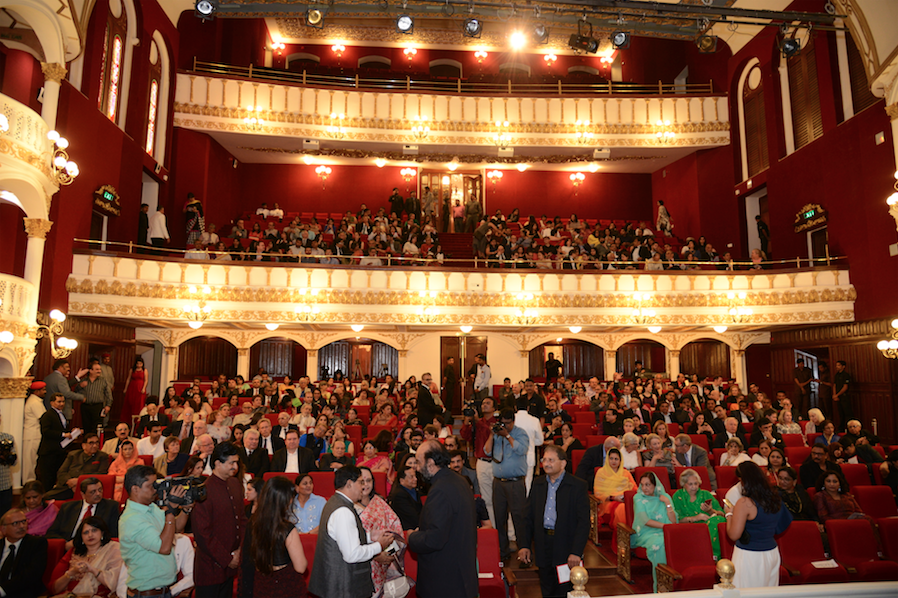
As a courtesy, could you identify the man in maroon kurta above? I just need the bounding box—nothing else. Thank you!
[192,441,247,597]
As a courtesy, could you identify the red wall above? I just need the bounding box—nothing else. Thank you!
[621,36,730,90]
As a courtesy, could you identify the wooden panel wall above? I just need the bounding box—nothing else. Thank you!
[680,341,731,380]
[440,335,487,403]
[249,337,307,379]
[177,336,237,380]
[529,341,605,380]
[616,341,666,377]
[317,340,398,381]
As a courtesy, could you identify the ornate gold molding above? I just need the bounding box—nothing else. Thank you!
[0,319,38,339]
[0,138,53,180]
[40,62,68,83]
[0,377,34,399]
[23,218,53,239]
[886,102,898,121]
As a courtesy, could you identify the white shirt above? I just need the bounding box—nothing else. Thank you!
[260,435,274,455]
[285,449,300,474]
[23,395,46,440]
[514,410,544,468]
[256,207,270,217]
[148,211,169,240]
[72,501,95,538]
[326,492,382,564]
[137,436,165,459]
[269,208,284,218]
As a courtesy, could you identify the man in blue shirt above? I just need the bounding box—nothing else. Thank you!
[484,408,530,562]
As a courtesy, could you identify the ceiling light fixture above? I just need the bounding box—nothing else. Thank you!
[194,0,217,21]
[396,14,414,34]
[568,34,598,54]
[516,163,529,172]
[509,30,527,51]
[648,326,662,334]
[351,324,365,332]
[696,35,718,53]
[265,323,280,331]
[568,326,582,334]
[463,18,483,38]
[611,30,631,50]
[532,22,550,45]
[460,325,473,334]
[305,8,324,29]
[375,158,387,168]
[713,325,728,334]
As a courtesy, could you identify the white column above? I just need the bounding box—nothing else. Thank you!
[835,25,854,121]
[667,349,681,379]
[519,350,530,382]
[779,64,796,155]
[264,49,273,68]
[731,348,747,389]
[22,220,53,309]
[604,350,618,380]
[40,63,67,130]
[307,349,319,382]
[161,346,178,386]
[237,348,250,380]
[0,377,32,488]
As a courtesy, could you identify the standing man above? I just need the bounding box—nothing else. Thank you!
[22,382,47,484]
[832,360,853,431]
[0,509,48,598]
[409,440,478,598]
[471,353,492,405]
[441,356,458,416]
[417,372,440,427]
[460,397,497,526]
[36,393,77,491]
[43,359,85,422]
[148,205,170,249]
[421,186,437,221]
[80,362,113,435]
[307,466,392,598]
[120,465,191,598]
[137,203,150,251]
[514,398,544,494]
[192,442,246,598]
[518,445,589,598]
[792,358,814,417]
[389,187,405,217]
[99,353,115,395]
[545,352,562,381]
[484,408,530,564]
[755,215,770,257]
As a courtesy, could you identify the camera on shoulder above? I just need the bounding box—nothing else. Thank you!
[153,476,207,506]
[0,438,16,467]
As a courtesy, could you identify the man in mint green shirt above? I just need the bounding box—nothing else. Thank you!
[119,465,191,598]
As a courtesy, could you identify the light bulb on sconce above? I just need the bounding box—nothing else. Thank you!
[648,326,662,334]
[265,323,280,331]
[332,43,346,57]
[543,53,557,66]
[351,325,365,333]
[460,325,473,334]
[713,325,728,334]
[474,50,488,64]
[403,47,417,60]
[375,158,387,168]
[568,326,582,334]
[516,163,529,172]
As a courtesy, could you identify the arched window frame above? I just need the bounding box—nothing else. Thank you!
[96,0,137,129]
[735,57,764,181]
[149,31,171,163]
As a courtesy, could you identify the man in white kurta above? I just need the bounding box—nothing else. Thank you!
[22,382,48,482]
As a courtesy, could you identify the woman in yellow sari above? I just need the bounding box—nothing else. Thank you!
[593,448,637,545]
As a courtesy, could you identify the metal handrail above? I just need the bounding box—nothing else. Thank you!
[188,59,719,97]
[72,239,843,271]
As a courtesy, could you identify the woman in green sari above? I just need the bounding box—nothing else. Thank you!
[672,468,727,559]
[632,471,677,592]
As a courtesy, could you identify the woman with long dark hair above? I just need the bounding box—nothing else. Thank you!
[245,476,308,597]
[49,516,121,596]
[725,461,792,588]
[122,357,148,426]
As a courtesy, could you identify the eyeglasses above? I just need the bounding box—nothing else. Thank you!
[1,519,27,527]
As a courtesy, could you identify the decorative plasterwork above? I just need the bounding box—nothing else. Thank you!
[0,377,33,399]
[23,218,53,239]
[886,102,898,120]
[40,62,68,83]
[501,330,771,352]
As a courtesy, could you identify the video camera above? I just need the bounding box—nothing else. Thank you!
[0,438,16,467]
[153,476,207,507]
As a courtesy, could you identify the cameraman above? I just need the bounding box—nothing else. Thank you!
[483,408,529,564]
[460,397,498,527]
[120,465,192,598]
[0,406,16,515]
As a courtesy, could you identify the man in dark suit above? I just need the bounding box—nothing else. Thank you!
[179,420,213,455]
[135,402,170,436]
[673,434,717,490]
[408,441,478,598]
[388,466,423,530]
[518,445,590,598]
[237,429,269,477]
[256,419,285,457]
[729,399,755,426]
[575,437,621,488]
[623,398,652,434]
[271,411,298,442]
[749,419,783,449]
[416,372,440,427]
[709,404,729,435]
[0,508,48,598]
[318,439,352,471]
[651,401,675,426]
[37,393,75,491]
[713,417,748,449]
[673,397,694,426]
[270,430,316,474]
[45,477,120,550]
[44,433,110,501]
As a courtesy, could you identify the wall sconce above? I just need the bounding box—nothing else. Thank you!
[411,116,430,140]
[588,163,600,173]
[513,292,538,326]
[460,325,473,334]
[183,285,213,330]
[886,170,898,233]
[630,293,656,325]
[516,163,529,172]
[271,41,285,55]
[569,172,585,187]
[327,113,346,139]
[316,165,332,188]
[265,323,280,331]
[295,304,321,322]
[575,120,594,145]
[655,119,675,144]
[351,324,365,333]
[474,50,488,64]
[543,53,557,66]
[726,291,754,323]
[487,169,503,189]
[417,291,439,324]
[447,160,459,172]
[493,121,511,149]
[400,167,416,183]
[332,43,346,57]
[568,326,582,334]
[36,309,78,358]
[600,54,614,64]
[876,318,898,358]
[47,130,79,185]
[713,325,728,334]
[375,158,387,168]
[243,106,264,131]
[403,47,417,61]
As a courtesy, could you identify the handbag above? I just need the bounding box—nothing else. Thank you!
[379,542,414,598]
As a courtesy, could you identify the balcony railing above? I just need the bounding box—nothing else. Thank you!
[0,93,51,168]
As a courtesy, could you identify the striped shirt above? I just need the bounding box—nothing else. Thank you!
[82,376,113,407]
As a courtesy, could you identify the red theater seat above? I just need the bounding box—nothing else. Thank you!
[74,474,115,500]
[657,523,718,591]
[827,519,898,581]
[778,520,849,584]
[854,485,898,520]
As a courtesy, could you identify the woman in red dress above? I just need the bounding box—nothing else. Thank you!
[122,357,148,426]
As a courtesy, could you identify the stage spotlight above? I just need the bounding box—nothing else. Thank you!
[568,33,598,54]
[509,30,527,51]
[305,9,324,29]
[696,35,718,53]
[611,30,631,50]
[780,37,801,57]
[463,17,482,38]
[532,22,549,45]
[194,0,217,20]
[397,14,414,34]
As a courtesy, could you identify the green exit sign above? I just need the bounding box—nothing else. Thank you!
[103,190,115,201]
[803,209,816,219]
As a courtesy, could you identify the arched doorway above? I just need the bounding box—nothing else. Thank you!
[178,336,237,379]
[317,339,398,382]
[680,339,731,380]
[529,339,604,381]
[616,340,666,378]
[249,337,307,379]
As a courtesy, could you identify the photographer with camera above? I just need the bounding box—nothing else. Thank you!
[483,408,530,564]
[460,396,498,527]
[120,465,193,598]
[0,406,17,516]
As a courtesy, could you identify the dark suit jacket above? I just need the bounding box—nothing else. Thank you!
[729,410,754,425]
[271,424,298,441]
[37,409,66,456]
[673,445,717,489]
[269,447,316,474]
[46,498,120,540]
[163,420,187,438]
[574,444,606,493]
[388,483,423,530]
[179,434,216,455]
[136,413,170,436]
[709,417,727,435]
[520,472,590,568]
[0,534,47,598]
[651,412,674,426]
[318,454,352,471]
[713,431,748,450]
[749,428,784,448]
[407,468,478,598]
[56,450,111,487]
[257,435,285,455]
[192,474,247,585]
[238,447,269,477]
[417,384,440,427]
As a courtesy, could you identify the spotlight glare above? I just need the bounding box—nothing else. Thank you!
[611,30,631,50]
[396,14,414,34]
[509,30,527,51]
[463,18,482,38]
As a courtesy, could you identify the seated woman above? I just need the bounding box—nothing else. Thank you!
[108,440,142,501]
[207,409,232,443]
[752,439,774,467]
[672,468,727,559]
[777,409,802,436]
[652,420,673,449]
[642,433,676,486]
[688,413,715,448]
[555,423,584,472]
[50,516,122,597]
[719,437,751,467]
[21,480,59,536]
[813,470,872,523]
[370,403,399,429]
[543,414,565,441]
[356,440,392,475]
[814,419,840,447]
[765,448,788,485]
[632,472,677,592]
[804,408,825,435]
[594,448,637,541]
[291,473,326,534]
[776,466,820,528]
[154,436,188,478]
[620,433,643,471]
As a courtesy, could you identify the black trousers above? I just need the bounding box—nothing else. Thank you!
[492,477,526,561]
[0,488,12,519]
[37,451,65,490]
[81,402,105,436]
[196,579,235,598]
[536,534,573,598]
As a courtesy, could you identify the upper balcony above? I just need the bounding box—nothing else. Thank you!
[0,93,57,220]
[0,272,38,377]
